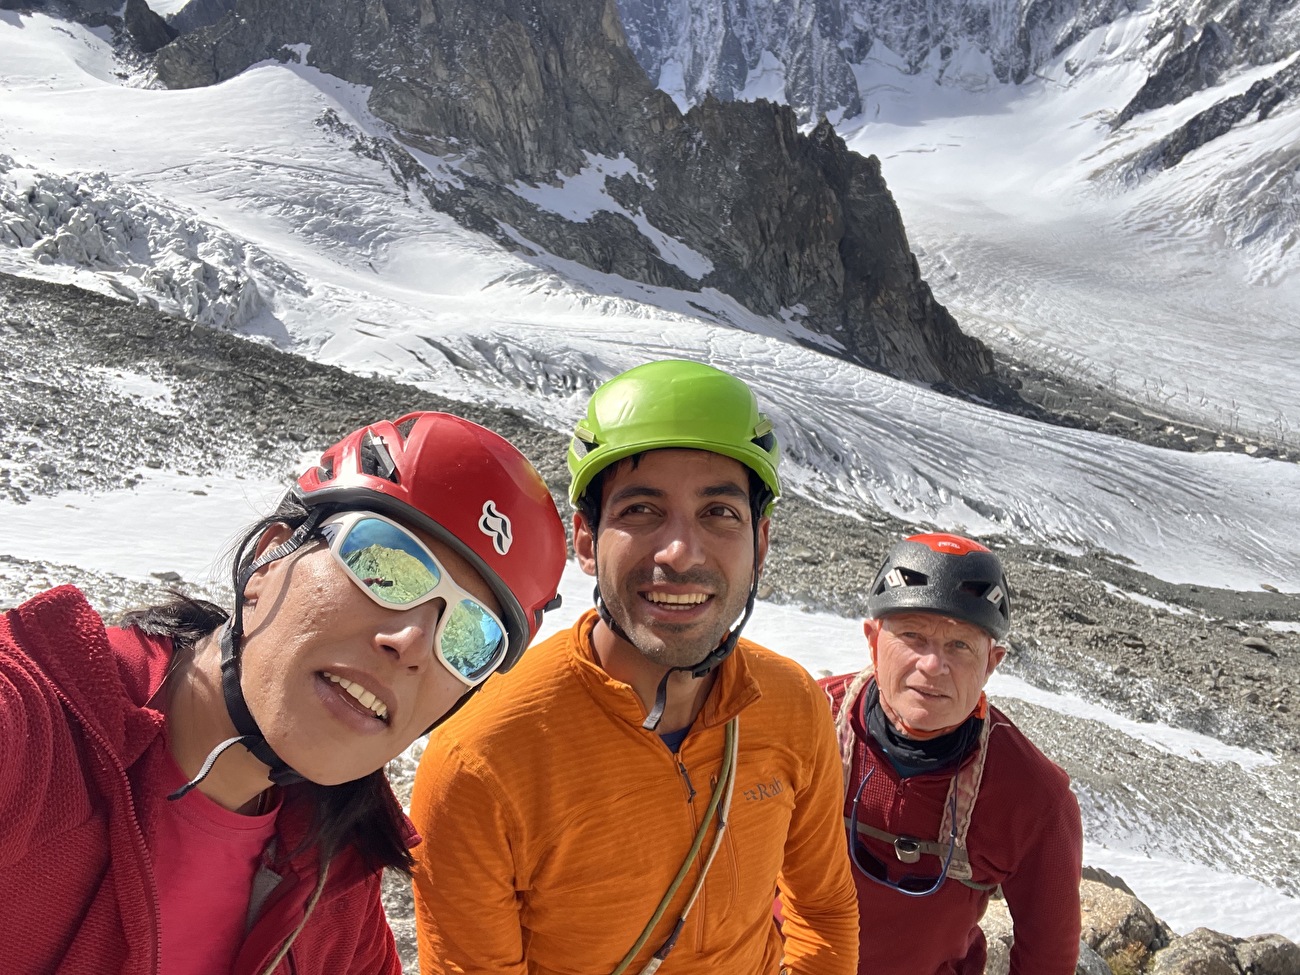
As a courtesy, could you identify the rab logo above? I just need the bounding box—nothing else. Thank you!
[478,500,513,555]
[742,776,785,802]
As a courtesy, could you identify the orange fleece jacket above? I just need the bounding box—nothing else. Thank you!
[410,610,859,975]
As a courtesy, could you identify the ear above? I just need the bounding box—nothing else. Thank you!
[986,642,1007,678]
[573,512,597,577]
[241,523,295,603]
[863,618,882,669]
[754,516,771,575]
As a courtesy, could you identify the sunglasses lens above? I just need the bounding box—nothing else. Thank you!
[334,516,443,604]
[440,599,507,683]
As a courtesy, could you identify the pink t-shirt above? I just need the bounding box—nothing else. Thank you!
[151,752,280,974]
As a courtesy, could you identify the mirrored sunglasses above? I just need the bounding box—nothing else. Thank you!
[319,511,508,686]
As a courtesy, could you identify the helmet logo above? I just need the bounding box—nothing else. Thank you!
[479,500,513,556]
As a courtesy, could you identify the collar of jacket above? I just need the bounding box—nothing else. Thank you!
[9,585,168,769]
[565,608,762,731]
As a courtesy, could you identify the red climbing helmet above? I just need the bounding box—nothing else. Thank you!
[295,412,567,670]
[867,533,1011,641]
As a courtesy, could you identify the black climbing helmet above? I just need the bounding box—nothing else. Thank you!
[867,533,1011,641]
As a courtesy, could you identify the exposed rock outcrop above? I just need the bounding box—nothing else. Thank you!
[982,878,1299,975]
[1125,58,1300,175]
[152,0,997,394]
[122,0,176,54]
[1116,0,1300,129]
[49,0,176,53]
[1114,21,1234,129]
[164,0,235,37]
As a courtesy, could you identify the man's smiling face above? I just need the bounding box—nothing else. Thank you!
[576,448,767,670]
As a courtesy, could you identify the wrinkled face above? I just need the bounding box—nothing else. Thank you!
[869,612,1005,734]
[237,521,502,785]
[574,448,768,670]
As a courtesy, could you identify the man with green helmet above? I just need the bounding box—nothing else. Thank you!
[410,359,859,975]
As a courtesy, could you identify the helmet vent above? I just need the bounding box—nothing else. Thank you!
[316,460,335,482]
[882,567,927,591]
[396,417,418,440]
[752,431,776,452]
[360,432,399,483]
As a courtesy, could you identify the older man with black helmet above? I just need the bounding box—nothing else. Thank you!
[821,533,1083,975]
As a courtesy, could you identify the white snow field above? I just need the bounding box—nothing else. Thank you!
[2,11,1299,939]
[2,14,1298,594]
[833,16,1300,442]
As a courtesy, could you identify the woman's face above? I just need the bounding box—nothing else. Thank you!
[236,520,502,785]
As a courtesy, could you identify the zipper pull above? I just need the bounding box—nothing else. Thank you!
[677,759,697,802]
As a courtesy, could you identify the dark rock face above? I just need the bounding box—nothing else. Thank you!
[1129,57,1300,174]
[123,0,176,53]
[49,0,175,52]
[154,0,995,393]
[165,0,236,36]
[1114,22,1234,129]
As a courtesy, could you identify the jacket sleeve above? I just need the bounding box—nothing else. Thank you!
[1004,778,1084,974]
[0,620,58,866]
[409,745,526,975]
[774,675,860,975]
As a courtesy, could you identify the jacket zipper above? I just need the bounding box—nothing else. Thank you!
[676,758,697,803]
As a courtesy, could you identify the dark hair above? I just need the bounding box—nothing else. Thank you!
[575,451,773,530]
[118,492,415,874]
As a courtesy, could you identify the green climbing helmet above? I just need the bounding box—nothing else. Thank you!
[567,359,782,513]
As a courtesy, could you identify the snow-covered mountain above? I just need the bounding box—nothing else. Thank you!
[621,0,1300,440]
[144,0,1004,396]
[1,2,1298,958]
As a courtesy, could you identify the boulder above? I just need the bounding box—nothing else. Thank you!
[1080,878,1169,960]
[1234,933,1300,975]
[1151,928,1244,975]
[979,893,1122,975]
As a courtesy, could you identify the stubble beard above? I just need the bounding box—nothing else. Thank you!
[599,565,751,670]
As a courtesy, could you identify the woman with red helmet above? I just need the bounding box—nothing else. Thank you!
[0,412,566,975]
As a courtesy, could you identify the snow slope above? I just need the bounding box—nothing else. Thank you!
[836,17,1300,442]
[2,12,1299,940]
[2,13,1298,595]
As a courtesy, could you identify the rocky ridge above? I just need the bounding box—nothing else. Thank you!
[617,0,1136,121]
[144,0,998,397]
[611,0,1300,284]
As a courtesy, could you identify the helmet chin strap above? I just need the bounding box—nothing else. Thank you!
[593,515,765,733]
[639,573,759,732]
[169,512,325,801]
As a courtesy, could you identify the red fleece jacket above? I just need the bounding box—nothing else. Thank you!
[821,672,1083,975]
[0,586,404,975]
